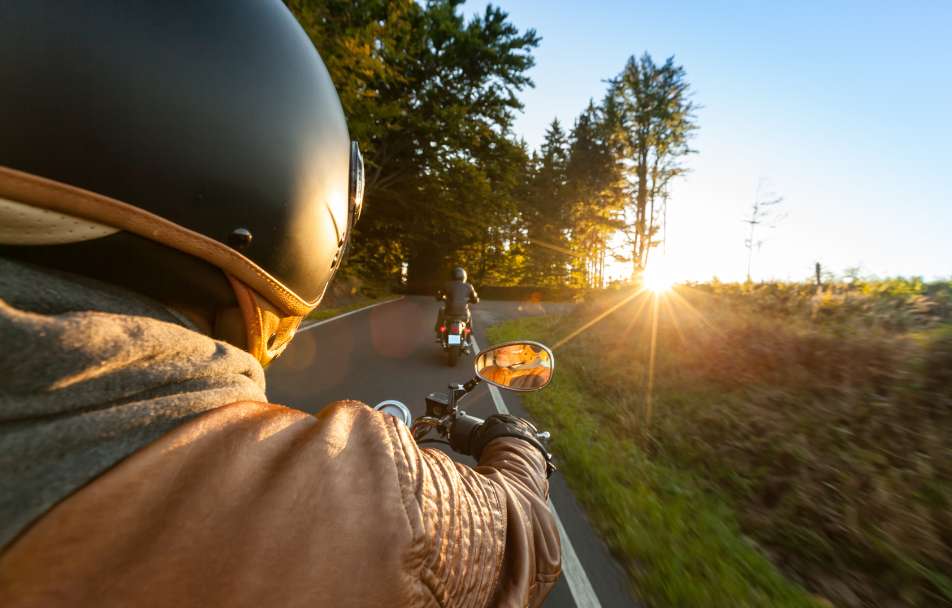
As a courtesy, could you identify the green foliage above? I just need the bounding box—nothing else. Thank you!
[611,54,698,273]
[565,101,628,288]
[289,3,700,289]
[518,53,699,288]
[521,119,572,286]
[492,280,952,607]
[288,0,539,285]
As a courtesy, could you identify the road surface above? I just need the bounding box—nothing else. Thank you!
[266,296,639,607]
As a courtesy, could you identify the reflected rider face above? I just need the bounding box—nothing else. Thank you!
[494,345,529,368]
[476,343,554,391]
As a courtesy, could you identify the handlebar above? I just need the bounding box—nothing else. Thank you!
[379,375,550,461]
[448,413,483,453]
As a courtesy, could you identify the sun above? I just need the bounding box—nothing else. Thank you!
[642,264,675,294]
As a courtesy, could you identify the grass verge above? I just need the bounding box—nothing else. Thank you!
[489,316,824,608]
[306,295,399,322]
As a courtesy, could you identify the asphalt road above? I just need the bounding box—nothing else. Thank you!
[266,296,638,607]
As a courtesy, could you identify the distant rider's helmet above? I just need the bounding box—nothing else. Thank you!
[452,267,468,282]
[0,1,364,366]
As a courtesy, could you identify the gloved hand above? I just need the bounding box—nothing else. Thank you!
[450,414,555,478]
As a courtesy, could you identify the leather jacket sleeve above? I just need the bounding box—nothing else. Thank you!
[0,401,560,608]
[401,414,560,607]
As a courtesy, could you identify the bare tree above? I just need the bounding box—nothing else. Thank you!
[743,179,785,282]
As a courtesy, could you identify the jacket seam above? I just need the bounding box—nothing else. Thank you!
[484,478,508,606]
[383,416,444,607]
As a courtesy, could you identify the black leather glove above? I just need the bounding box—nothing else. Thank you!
[450,414,555,478]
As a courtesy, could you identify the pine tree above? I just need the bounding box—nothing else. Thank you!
[522,119,572,286]
[565,101,627,287]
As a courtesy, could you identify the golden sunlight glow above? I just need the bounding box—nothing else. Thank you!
[642,263,675,294]
[549,279,717,431]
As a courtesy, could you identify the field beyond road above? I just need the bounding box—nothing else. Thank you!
[489,279,952,608]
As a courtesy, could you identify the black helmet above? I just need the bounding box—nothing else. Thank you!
[452,267,468,282]
[0,1,363,365]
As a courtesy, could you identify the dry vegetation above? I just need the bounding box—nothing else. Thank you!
[501,278,952,606]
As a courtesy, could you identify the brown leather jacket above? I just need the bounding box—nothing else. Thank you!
[0,400,561,607]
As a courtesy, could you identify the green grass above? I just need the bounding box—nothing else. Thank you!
[489,316,824,608]
[488,282,952,607]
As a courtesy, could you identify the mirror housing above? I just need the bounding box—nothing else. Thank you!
[474,341,555,391]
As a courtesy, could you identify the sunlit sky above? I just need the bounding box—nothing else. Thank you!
[465,0,951,282]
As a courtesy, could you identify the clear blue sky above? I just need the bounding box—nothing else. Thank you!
[465,0,951,281]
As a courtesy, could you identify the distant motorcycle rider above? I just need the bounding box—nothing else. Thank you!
[0,2,559,607]
[435,266,479,344]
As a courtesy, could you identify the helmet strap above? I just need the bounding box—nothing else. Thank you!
[227,275,304,367]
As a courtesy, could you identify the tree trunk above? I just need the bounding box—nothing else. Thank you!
[631,143,650,277]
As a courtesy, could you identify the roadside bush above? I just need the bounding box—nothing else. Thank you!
[543,281,952,606]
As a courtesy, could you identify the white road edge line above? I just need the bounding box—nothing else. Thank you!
[471,336,603,608]
[298,296,405,333]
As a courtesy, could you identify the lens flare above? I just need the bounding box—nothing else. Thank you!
[642,264,675,294]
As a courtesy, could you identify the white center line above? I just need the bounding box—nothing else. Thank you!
[472,335,603,608]
[298,296,405,333]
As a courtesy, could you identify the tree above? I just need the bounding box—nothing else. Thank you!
[288,5,703,290]
[564,101,627,288]
[287,0,540,286]
[743,179,785,282]
[438,136,532,285]
[611,53,697,277]
[522,119,572,286]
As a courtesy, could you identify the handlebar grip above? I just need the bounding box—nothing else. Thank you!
[448,413,484,456]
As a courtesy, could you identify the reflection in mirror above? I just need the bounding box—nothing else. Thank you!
[474,341,554,391]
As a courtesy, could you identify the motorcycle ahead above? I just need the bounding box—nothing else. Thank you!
[438,315,471,367]
[435,290,475,367]
[374,340,555,457]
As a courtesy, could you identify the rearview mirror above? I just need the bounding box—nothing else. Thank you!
[474,341,555,391]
